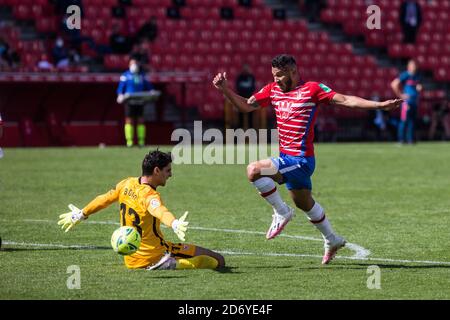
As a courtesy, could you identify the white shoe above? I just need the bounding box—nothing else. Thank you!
[266,206,295,240]
[146,253,177,270]
[322,235,346,265]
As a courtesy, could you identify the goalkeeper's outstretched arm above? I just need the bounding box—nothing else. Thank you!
[82,189,119,217]
[58,188,119,232]
[147,200,189,242]
[212,72,260,113]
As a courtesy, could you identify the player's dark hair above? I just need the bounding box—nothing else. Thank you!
[271,54,297,69]
[142,150,172,176]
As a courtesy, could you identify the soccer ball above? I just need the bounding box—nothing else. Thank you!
[111,226,141,255]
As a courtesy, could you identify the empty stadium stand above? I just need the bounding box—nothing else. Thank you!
[320,0,450,82]
[0,0,448,147]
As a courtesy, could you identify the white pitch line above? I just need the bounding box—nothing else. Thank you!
[6,218,450,265]
[2,241,104,250]
[3,241,450,266]
[22,218,370,259]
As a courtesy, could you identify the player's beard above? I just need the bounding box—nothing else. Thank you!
[280,78,292,92]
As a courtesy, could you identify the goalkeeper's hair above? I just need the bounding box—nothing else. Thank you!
[142,149,172,176]
[271,54,297,69]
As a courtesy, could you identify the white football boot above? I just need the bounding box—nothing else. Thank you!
[266,206,295,240]
[322,234,346,265]
[146,252,177,270]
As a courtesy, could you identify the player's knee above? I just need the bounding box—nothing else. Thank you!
[246,163,260,182]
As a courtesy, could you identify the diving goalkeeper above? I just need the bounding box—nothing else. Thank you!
[57,150,225,270]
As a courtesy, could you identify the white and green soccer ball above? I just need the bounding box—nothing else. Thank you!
[111,226,141,255]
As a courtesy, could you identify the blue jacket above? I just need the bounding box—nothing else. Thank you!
[117,70,153,95]
[399,71,420,106]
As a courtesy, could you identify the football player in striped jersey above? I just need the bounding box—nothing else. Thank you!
[213,54,401,264]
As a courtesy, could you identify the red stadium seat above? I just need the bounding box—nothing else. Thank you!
[13,5,31,20]
[36,17,57,33]
[104,55,129,70]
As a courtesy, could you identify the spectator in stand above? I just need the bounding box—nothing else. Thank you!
[0,37,10,66]
[0,42,9,69]
[110,23,132,54]
[391,59,423,144]
[52,37,70,67]
[130,42,150,71]
[235,63,256,129]
[0,37,20,69]
[8,48,20,69]
[303,0,326,23]
[428,100,450,141]
[37,54,54,71]
[136,17,158,44]
[399,0,422,44]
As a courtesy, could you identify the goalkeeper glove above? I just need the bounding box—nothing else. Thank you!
[172,211,189,242]
[58,204,87,232]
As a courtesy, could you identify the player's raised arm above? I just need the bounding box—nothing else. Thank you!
[57,186,121,232]
[212,72,260,113]
[331,93,403,111]
[146,196,189,241]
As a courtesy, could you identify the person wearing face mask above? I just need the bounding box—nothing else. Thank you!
[117,59,154,148]
[52,37,69,66]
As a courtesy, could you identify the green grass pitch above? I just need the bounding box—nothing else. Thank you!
[1,143,450,299]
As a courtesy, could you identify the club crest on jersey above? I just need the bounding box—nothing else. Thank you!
[277,101,291,120]
[150,198,160,209]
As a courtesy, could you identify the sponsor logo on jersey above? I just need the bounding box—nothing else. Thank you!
[319,83,332,93]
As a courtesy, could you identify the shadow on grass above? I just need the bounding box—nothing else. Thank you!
[136,266,239,277]
[215,266,240,274]
[248,265,295,270]
[147,275,189,279]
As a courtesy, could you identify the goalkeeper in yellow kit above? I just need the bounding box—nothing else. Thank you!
[57,150,225,270]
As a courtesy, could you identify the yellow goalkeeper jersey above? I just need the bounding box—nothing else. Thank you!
[82,177,177,269]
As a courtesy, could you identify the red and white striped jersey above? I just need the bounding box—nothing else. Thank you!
[253,81,336,157]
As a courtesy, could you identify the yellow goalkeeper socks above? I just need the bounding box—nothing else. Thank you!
[176,255,219,270]
[137,124,146,147]
[124,124,134,147]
